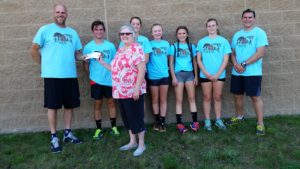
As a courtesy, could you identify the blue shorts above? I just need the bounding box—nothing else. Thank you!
[148,77,169,86]
[175,71,194,83]
[117,95,145,134]
[44,78,80,109]
[91,84,112,100]
[230,75,262,96]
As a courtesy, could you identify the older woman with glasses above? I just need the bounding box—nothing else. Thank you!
[101,24,146,156]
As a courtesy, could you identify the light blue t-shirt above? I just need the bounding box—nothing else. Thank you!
[83,40,116,86]
[119,35,152,54]
[33,23,82,78]
[168,43,196,73]
[231,26,268,76]
[147,40,170,80]
[197,35,231,79]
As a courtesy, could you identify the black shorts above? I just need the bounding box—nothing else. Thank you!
[44,78,80,109]
[91,84,112,100]
[117,95,145,134]
[230,75,262,96]
[200,77,225,83]
[148,77,169,86]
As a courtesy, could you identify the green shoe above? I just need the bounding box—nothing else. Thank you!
[215,119,227,130]
[110,126,120,136]
[256,125,265,135]
[93,129,104,140]
[204,119,212,131]
[226,117,245,126]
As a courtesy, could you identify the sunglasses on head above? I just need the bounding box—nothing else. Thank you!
[119,32,133,36]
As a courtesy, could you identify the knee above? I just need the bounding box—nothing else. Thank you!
[107,99,116,108]
[251,96,262,103]
[213,95,222,102]
[203,94,211,102]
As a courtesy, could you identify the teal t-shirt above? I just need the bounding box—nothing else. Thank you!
[83,40,116,86]
[168,43,196,73]
[33,23,82,78]
[119,35,152,54]
[197,35,231,79]
[147,40,170,79]
[231,27,268,76]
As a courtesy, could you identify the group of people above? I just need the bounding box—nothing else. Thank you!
[30,4,268,157]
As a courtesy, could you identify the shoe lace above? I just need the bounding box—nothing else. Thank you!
[51,138,59,148]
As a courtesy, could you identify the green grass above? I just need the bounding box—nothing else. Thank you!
[1,115,300,169]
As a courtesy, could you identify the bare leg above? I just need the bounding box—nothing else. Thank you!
[175,83,184,115]
[137,130,145,149]
[201,82,212,119]
[107,98,116,119]
[234,94,244,116]
[213,81,224,119]
[48,109,57,134]
[94,100,103,120]
[159,85,169,117]
[185,81,197,112]
[251,96,264,125]
[64,108,73,129]
[150,86,159,115]
[128,130,137,145]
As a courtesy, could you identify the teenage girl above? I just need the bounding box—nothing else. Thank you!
[148,24,170,132]
[196,18,231,131]
[169,26,199,134]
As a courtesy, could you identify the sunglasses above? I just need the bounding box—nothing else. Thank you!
[119,32,133,36]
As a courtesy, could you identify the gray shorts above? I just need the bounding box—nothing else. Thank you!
[175,71,194,83]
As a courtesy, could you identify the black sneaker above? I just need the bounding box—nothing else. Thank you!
[50,137,62,153]
[63,132,82,144]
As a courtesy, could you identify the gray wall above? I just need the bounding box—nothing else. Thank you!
[0,0,299,133]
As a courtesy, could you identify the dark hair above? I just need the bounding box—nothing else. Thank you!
[151,23,163,32]
[91,20,106,31]
[130,16,142,26]
[206,18,221,35]
[242,8,256,18]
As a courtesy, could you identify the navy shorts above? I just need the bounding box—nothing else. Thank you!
[175,71,194,83]
[44,78,80,109]
[117,95,145,134]
[200,77,225,83]
[91,84,112,100]
[230,75,262,96]
[148,77,169,86]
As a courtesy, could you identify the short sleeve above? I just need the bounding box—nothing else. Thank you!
[132,44,145,66]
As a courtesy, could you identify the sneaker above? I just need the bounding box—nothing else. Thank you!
[190,122,200,132]
[63,131,82,144]
[256,125,265,135]
[93,129,104,140]
[153,123,160,131]
[215,119,227,130]
[133,146,146,157]
[50,137,62,153]
[176,124,188,134]
[204,119,212,131]
[159,124,166,132]
[110,126,120,136]
[226,116,245,126]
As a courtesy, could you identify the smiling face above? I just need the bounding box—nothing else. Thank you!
[206,20,218,36]
[242,12,255,30]
[151,25,163,40]
[176,28,188,43]
[53,4,67,27]
[92,25,105,40]
[130,18,141,34]
[120,27,134,46]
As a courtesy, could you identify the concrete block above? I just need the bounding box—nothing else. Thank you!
[257,12,283,24]
[0,0,25,13]
[282,35,300,48]
[282,11,300,23]
[270,0,295,10]
[221,0,245,13]
[246,0,270,11]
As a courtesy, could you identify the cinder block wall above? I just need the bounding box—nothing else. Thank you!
[0,0,299,133]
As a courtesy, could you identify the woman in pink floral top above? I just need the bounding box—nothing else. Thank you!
[111,24,146,157]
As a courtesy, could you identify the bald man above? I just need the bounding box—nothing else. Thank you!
[30,4,83,153]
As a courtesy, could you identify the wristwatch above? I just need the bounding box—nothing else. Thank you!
[241,61,247,68]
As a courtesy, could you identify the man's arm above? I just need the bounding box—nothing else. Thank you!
[244,46,266,65]
[30,43,41,65]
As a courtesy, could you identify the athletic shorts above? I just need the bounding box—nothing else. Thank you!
[44,78,80,109]
[200,77,225,83]
[91,83,112,100]
[175,71,194,83]
[230,75,262,96]
[148,77,169,86]
[117,95,145,134]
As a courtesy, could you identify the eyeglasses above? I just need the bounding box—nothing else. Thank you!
[119,32,133,36]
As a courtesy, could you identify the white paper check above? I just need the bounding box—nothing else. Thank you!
[83,52,102,60]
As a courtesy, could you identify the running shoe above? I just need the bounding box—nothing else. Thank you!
[110,126,120,136]
[204,119,212,131]
[50,137,62,153]
[226,116,245,126]
[215,119,227,130]
[256,125,265,135]
[63,131,82,144]
[190,122,200,132]
[176,124,188,134]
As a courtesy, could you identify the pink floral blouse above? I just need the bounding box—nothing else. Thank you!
[111,43,146,99]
